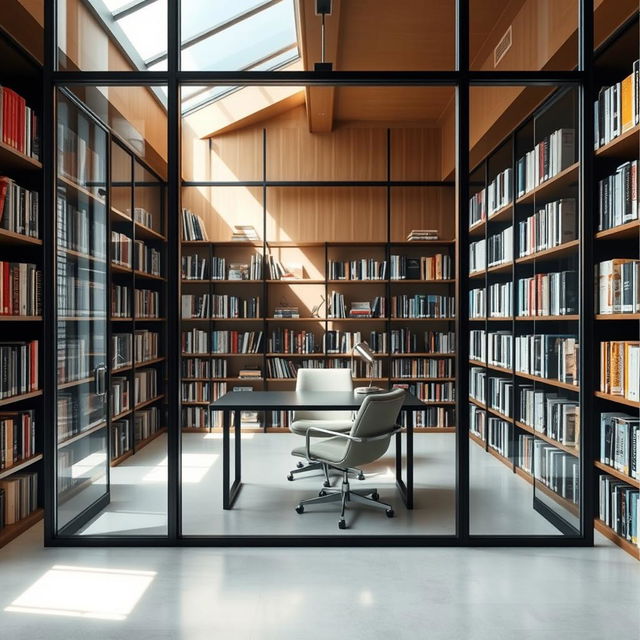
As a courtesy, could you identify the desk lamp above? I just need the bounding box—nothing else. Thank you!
[352,341,385,394]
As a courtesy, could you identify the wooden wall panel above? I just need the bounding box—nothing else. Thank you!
[205,186,263,242]
[390,128,443,181]
[209,129,264,182]
[390,187,455,242]
[266,187,387,243]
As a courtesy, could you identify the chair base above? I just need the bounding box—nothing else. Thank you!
[295,469,394,529]
[287,461,364,487]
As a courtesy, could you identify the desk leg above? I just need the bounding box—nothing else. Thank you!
[234,409,242,486]
[223,409,243,509]
[395,410,414,510]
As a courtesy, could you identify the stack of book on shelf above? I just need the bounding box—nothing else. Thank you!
[598,162,639,230]
[487,168,512,215]
[349,298,385,318]
[265,256,303,280]
[518,199,576,256]
[516,128,576,196]
[239,368,261,380]
[391,294,454,319]
[328,259,387,280]
[132,208,153,229]
[520,387,579,446]
[0,341,38,399]
[0,177,39,238]
[0,86,39,159]
[181,209,208,241]
[517,271,578,316]
[273,306,300,318]
[600,412,639,478]
[111,232,132,267]
[0,410,35,469]
[0,472,38,526]
[598,474,638,549]
[600,341,640,401]
[231,225,259,242]
[515,335,579,385]
[594,60,639,149]
[406,229,438,241]
[0,262,41,316]
[597,259,640,314]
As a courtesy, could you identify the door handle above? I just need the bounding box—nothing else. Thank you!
[95,364,107,397]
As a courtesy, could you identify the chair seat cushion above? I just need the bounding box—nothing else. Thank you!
[291,436,348,464]
[290,419,353,436]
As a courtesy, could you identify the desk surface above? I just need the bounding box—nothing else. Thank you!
[210,390,424,411]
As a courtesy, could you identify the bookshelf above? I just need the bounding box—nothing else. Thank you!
[591,18,640,561]
[0,26,43,547]
[467,87,583,533]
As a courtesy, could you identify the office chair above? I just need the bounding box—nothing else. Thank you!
[292,388,405,529]
[286,368,362,487]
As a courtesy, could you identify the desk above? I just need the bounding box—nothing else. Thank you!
[210,390,424,510]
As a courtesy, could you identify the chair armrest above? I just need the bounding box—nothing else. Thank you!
[305,425,403,461]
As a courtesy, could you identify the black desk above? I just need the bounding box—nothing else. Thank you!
[210,390,424,510]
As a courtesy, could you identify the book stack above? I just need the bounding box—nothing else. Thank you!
[519,387,579,446]
[273,306,300,319]
[517,270,578,316]
[0,472,38,526]
[597,259,640,314]
[600,412,639,478]
[0,340,38,399]
[0,262,41,316]
[469,239,486,273]
[515,334,579,385]
[0,410,35,470]
[517,198,577,257]
[516,128,576,196]
[0,176,39,238]
[239,368,262,380]
[349,299,385,318]
[181,209,208,241]
[231,225,259,242]
[0,86,39,159]
[406,229,438,241]
[598,161,639,230]
[134,240,161,276]
[112,232,132,267]
[228,255,262,280]
[133,208,153,229]
[328,258,387,280]
[600,341,640,401]
[594,60,640,149]
[598,475,638,548]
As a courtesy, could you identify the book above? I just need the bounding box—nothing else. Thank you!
[0,176,39,238]
[181,209,208,241]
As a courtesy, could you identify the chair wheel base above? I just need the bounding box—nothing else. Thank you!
[287,473,294,481]
[371,492,380,501]
[386,509,394,518]
[296,461,304,469]
[319,490,327,497]
[357,473,365,481]
[338,519,347,530]
[323,480,331,488]
[295,505,304,514]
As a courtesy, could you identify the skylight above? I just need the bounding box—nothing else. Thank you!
[89,0,300,112]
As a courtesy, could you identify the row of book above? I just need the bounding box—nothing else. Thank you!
[594,60,639,150]
[488,281,512,318]
[469,188,486,228]
[181,294,261,319]
[181,357,227,379]
[133,208,154,230]
[112,376,130,416]
[182,382,210,403]
[328,293,386,318]
[184,254,262,281]
[531,439,579,504]
[487,377,512,417]
[328,259,387,280]
[487,417,510,457]
[57,392,103,442]
[112,231,132,266]
[111,419,131,460]
[389,254,452,280]
[598,161,638,231]
[600,341,640,401]
[487,226,513,267]
[0,341,38,399]
[134,240,161,277]
[390,329,455,354]
[135,406,161,443]
[598,474,638,548]
[390,294,454,319]
[0,410,35,470]
[469,329,486,363]
[519,387,579,447]
[112,284,130,318]
[57,337,89,384]
[134,368,158,405]
[135,288,159,318]
[134,329,159,364]
[324,331,386,354]
[0,262,41,316]
[469,367,485,403]
[112,333,132,370]
[0,472,38,528]
[395,381,454,402]
[516,128,575,197]
[181,329,264,354]
[518,198,576,257]
[597,259,640,314]
[390,357,453,379]
[57,189,107,259]
[487,167,513,216]
[264,256,303,280]
[515,335,579,385]
[600,412,639,479]
[268,329,316,354]
[470,404,486,438]
[0,176,39,238]
[516,271,578,317]
[469,238,486,273]
[181,209,208,241]
[57,119,102,189]
[0,86,39,159]
[58,271,106,317]
[488,331,512,369]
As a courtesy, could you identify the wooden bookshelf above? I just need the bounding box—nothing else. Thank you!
[594,461,639,488]
[515,162,579,205]
[594,518,640,561]
[594,219,640,240]
[594,391,640,409]
[0,228,42,246]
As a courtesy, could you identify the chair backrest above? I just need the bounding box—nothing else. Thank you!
[340,388,406,468]
[293,368,353,422]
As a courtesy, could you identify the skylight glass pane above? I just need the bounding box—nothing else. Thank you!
[117,0,167,62]
[251,47,298,71]
[181,0,267,43]
[181,0,296,71]
[182,86,235,113]
[102,0,134,10]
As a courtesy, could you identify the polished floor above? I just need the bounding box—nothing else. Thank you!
[77,432,559,536]
[0,521,638,640]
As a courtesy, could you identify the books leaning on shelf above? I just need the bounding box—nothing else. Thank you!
[597,259,640,314]
[132,208,153,229]
[516,128,576,196]
[267,357,320,379]
[518,198,576,257]
[594,60,640,150]
[228,255,263,280]
[487,226,513,267]
[0,262,41,316]
[328,258,387,280]
[598,161,638,231]
[600,412,639,479]
[390,254,452,280]
[0,410,35,470]
[181,208,208,241]
[515,334,579,385]
[600,341,640,401]
[469,190,486,228]
[391,294,454,319]
[469,238,486,273]
[181,329,263,354]
[0,86,39,159]
[487,168,513,216]
[134,288,159,318]
[265,256,303,280]
[598,474,638,548]
[0,341,38,399]
[231,225,259,242]
[0,176,39,238]
[182,253,209,280]
[181,294,261,319]
[519,387,579,446]
[406,229,439,241]
[134,240,161,276]
[111,231,132,267]
[517,270,578,317]
[391,357,453,379]
[0,472,38,526]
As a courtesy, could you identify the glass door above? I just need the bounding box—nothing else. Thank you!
[55,90,110,534]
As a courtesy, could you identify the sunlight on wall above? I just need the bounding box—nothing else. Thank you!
[5,565,156,621]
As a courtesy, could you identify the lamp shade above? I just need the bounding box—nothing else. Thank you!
[353,341,376,365]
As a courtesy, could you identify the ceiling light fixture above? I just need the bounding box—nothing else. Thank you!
[314,0,333,71]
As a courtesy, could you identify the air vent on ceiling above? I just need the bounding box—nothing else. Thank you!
[494,26,512,67]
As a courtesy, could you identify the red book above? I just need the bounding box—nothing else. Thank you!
[17,93,26,154]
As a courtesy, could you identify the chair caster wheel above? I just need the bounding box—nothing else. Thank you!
[323,480,331,488]
[338,519,347,530]
[386,509,394,518]
[357,473,365,481]
[318,490,327,497]
[371,492,380,501]
[287,473,294,481]
[295,505,304,514]
[296,461,304,469]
